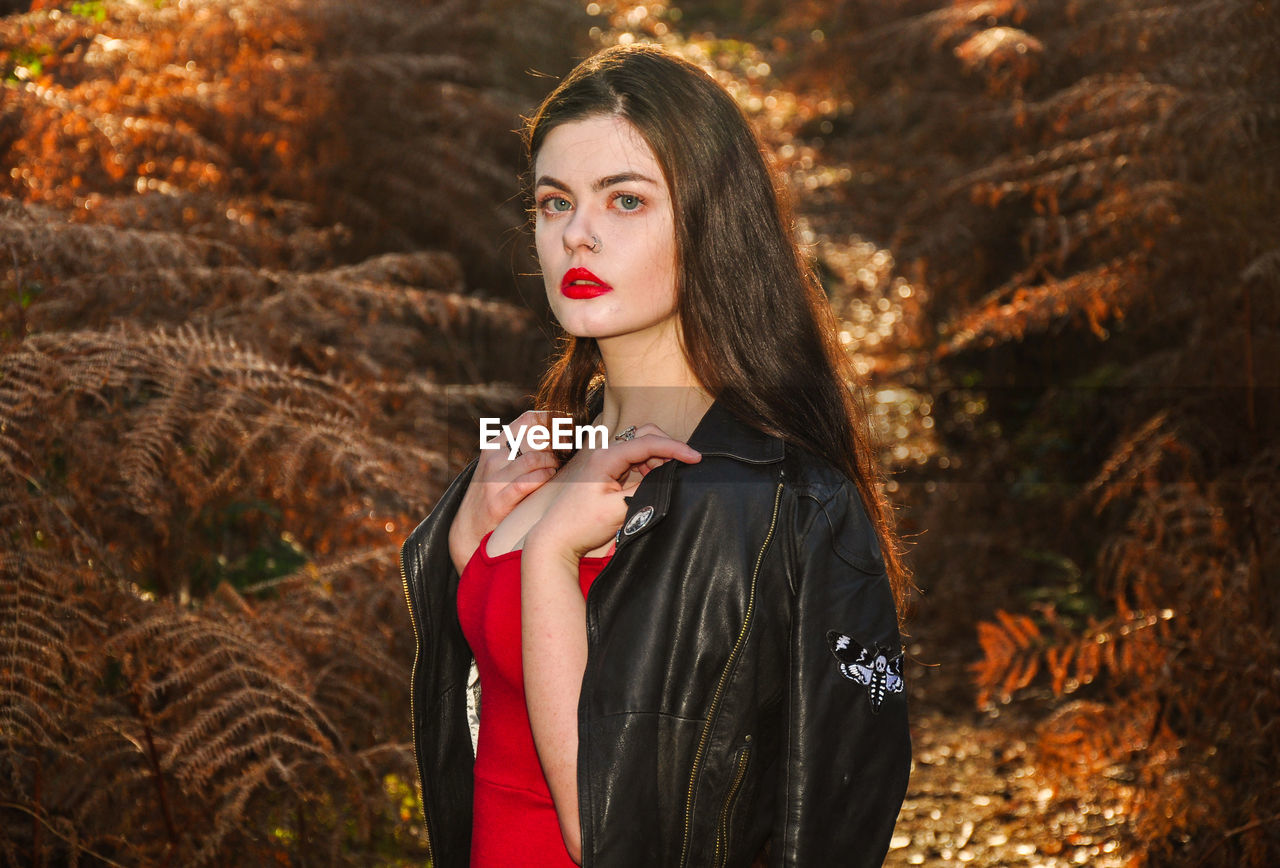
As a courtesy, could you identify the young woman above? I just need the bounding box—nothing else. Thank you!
[401,44,912,868]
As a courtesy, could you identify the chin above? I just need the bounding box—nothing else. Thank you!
[550,307,619,339]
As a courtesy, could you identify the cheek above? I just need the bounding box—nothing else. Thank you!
[535,228,560,286]
[639,225,678,307]
[534,224,553,263]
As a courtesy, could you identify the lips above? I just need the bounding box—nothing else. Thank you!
[560,266,613,299]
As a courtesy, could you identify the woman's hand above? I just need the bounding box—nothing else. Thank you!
[447,409,561,575]
[524,424,702,560]
[520,425,700,864]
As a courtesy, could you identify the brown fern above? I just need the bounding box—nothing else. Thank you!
[758,0,1280,863]
[0,0,587,863]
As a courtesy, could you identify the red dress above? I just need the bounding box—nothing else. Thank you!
[456,530,612,867]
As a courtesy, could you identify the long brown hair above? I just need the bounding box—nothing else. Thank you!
[523,44,912,615]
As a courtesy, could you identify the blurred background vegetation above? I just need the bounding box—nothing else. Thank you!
[1,0,1276,865]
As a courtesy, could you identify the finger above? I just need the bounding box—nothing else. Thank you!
[619,433,701,461]
[505,466,558,501]
[512,448,560,472]
[510,409,558,453]
[479,441,555,488]
[493,468,556,517]
[480,426,506,452]
[628,423,669,440]
[476,444,512,478]
[635,455,667,477]
[480,416,549,467]
[620,472,647,496]
[480,443,535,478]
[601,435,700,478]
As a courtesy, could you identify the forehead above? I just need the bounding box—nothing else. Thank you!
[534,115,664,183]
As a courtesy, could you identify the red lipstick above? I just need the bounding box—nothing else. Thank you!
[560,267,613,299]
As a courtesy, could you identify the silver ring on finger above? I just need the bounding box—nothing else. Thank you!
[614,425,636,442]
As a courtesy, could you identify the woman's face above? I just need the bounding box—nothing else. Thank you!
[533,114,679,345]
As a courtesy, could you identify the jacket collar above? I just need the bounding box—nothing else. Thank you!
[613,395,783,550]
[685,396,785,464]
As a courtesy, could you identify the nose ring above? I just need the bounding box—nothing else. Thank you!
[590,235,601,253]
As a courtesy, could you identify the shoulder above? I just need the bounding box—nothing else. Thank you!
[781,442,886,578]
[782,440,851,503]
[778,444,900,651]
[401,457,478,561]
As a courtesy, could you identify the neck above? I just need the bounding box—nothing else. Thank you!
[594,323,713,443]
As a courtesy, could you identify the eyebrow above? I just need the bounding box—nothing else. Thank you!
[535,172,659,192]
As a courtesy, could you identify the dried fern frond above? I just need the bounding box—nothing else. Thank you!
[940,255,1144,353]
[767,0,1280,862]
[0,551,102,749]
[2,0,583,864]
[970,603,1173,709]
[1,0,590,291]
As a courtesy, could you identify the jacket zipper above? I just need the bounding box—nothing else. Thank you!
[713,740,751,868]
[399,551,435,864]
[678,479,784,868]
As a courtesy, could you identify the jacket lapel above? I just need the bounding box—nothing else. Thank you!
[614,397,784,549]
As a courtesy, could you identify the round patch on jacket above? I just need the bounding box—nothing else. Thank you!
[827,631,904,712]
[623,505,654,536]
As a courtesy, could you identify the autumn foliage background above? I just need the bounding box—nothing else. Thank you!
[1,0,1276,866]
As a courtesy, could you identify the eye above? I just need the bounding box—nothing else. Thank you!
[613,193,644,212]
[539,195,572,214]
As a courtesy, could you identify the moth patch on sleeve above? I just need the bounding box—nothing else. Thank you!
[826,630,904,712]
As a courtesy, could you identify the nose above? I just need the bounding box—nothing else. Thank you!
[562,207,598,255]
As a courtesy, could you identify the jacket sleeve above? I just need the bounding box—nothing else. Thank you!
[401,457,480,868]
[773,480,911,867]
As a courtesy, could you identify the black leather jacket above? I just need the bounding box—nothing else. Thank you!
[400,398,911,867]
